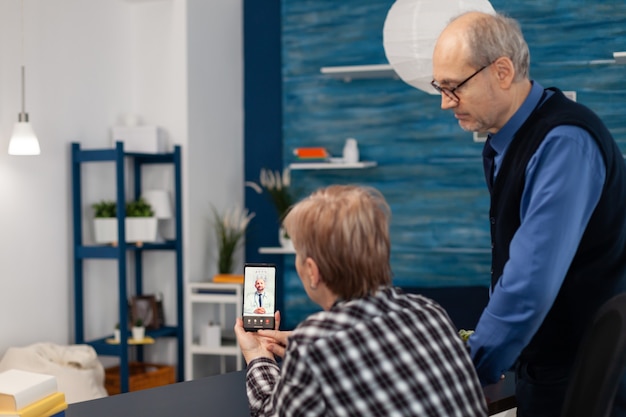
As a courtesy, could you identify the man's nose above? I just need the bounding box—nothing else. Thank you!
[440,94,458,110]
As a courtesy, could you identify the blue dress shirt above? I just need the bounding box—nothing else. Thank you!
[469,81,607,384]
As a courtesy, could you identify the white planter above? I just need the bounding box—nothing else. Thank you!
[113,329,121,343]
[94,217,158,244]
[126,218,158,243]
[94,218,118,243]
[199,324,221,348]
[132,326,145,341]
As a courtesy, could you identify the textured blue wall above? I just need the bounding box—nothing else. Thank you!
[275,0,626,328]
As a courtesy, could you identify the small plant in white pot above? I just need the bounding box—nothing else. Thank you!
[93,201,118,244]
[125,198,157,245]
[132,318,145,341]
[114,323,121,343]
[92,198,158,245]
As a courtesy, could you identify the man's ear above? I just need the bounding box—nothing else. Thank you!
[493,56,515,88]
[304,257,321,289]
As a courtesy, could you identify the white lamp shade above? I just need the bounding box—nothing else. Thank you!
[383,0,495,94]
[8,121,40,155]
[141,190,173,219]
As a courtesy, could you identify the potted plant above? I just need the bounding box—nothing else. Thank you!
[132,318,145,341]
[92,197,158,245]
[114,323,121,343]
[245,168,298,248]
[93,200,118,244]
[212,205,255,278]
[125,197,157,245]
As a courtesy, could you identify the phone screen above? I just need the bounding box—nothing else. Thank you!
[242,263,277,332]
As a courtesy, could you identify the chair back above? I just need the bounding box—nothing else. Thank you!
[561,292,626,417]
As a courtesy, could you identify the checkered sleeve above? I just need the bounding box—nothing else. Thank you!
[245,288,487,416]
[246,347,326,417]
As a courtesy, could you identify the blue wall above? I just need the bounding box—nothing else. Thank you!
[247,0,626,329]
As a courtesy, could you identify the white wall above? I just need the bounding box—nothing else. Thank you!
[0,0,243,366]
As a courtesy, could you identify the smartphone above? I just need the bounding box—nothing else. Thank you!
[242,263,277,332]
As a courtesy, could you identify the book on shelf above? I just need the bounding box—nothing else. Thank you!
[293,147,329,159]
[0,370,58,412]
[0,392,67,417]
[212,274,244,284]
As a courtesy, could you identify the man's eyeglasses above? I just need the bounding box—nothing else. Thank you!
[431,64,490,102]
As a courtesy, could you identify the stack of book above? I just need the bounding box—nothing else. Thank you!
[0,369,67,417]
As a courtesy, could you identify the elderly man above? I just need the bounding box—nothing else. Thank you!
[431,11,626,416]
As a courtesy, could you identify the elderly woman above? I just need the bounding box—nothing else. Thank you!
[234,185,487,416]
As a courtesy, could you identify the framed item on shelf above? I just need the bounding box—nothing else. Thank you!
[131,295,163,329]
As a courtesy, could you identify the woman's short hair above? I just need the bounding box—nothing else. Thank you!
[283,185,392,299]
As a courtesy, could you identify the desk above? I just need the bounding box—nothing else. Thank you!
[67,370,515,416]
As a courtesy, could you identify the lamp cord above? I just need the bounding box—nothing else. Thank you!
[20,0,26,117]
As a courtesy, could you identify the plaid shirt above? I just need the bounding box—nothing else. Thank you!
[246,287,487,416]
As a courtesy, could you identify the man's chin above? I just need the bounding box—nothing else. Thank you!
[457,120,482,133]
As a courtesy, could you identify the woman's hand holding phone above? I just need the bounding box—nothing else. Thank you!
[258,311,291,359]
[234,317,275,364]
[235,310,286,364]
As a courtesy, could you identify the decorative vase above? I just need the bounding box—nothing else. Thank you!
[342,138,359,163]
[113,329,121,343]
[279,227,294,251]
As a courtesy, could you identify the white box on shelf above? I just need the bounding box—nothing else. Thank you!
[199,324,221,348]
[112,126,167,153]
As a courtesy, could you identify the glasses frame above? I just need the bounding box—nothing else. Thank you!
[431,63,491,102]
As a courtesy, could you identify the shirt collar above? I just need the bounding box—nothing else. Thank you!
[489,80,544,154]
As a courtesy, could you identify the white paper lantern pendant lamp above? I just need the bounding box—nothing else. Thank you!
[383,0,495,94]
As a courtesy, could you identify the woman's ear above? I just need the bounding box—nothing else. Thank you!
[304,257,321,289]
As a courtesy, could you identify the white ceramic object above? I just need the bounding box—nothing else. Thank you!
[199,324,221,348]
[132,326,145,341]
[342,138,359,163]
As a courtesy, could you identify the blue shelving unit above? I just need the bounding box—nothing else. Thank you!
[71,141,184,393]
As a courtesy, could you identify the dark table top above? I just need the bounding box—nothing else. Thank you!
[67,369,515,416]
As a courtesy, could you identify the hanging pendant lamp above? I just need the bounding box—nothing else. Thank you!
[8,0,40,156]
[382,0,495,94]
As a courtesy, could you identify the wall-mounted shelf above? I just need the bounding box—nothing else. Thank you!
[259,247,296,254]
[321,51,626,83]
[320,64,397,82]
[289,161,377,170]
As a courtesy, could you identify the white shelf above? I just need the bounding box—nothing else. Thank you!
[189,343,240,356]
[320,64,397,81]
[259,247,296,254]
[289,161,377,170]
[185,282,243,380]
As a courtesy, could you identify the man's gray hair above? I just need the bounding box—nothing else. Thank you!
[462,12,530,81]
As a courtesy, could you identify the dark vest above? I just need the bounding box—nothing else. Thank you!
[490,88,626,365]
